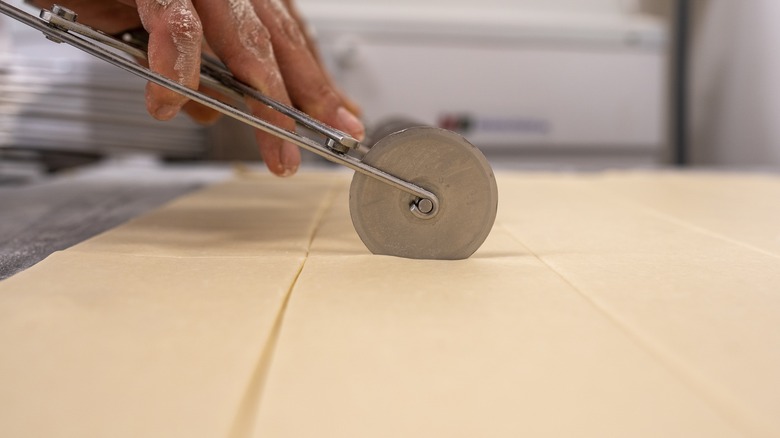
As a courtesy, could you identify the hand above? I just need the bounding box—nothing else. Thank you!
[27,0,365,176]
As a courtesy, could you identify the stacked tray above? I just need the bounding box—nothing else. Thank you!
[0,12,207,160]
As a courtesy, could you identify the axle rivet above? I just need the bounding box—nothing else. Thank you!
[417,198,434,215]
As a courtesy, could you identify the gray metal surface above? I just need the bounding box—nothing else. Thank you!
[0,160,229,280]
[349,127,498,260]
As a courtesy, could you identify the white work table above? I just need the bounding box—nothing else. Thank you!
[0,167,779,437]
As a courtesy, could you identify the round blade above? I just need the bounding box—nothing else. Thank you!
[349,127,498,260]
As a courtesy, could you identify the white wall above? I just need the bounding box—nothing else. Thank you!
[691,1,780,167]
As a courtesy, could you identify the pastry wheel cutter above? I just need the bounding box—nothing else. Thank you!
[0,2,498,260]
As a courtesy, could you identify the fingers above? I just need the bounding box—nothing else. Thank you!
[32,0,363,177]
[191,0,299,176]
[252,0,365,142]
[134,0,203,121]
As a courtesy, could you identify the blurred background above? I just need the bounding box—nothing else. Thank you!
[1,0,779,182]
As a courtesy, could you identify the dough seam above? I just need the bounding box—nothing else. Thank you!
[228,180,344,437]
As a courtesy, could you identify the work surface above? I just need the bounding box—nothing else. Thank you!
[0,159,230,279]
[1,170,779,437]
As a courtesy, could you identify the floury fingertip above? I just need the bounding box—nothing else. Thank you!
[337,106,365,141]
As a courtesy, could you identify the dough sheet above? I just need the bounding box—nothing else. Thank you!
[1,170,778,437]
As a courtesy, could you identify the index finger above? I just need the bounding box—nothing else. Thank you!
[134,0,203,120]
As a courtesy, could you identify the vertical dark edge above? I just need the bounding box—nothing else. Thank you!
[673,0,691,166]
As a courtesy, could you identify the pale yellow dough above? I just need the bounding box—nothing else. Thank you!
[1,170,779,437]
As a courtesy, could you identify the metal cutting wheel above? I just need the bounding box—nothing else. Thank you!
[350,127,498,260]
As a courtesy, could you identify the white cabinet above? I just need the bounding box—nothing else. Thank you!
[302,2,668,166]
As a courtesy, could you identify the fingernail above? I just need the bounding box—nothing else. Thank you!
[337,106,365,141]
[154,104,179,120]
[280,142,299,177]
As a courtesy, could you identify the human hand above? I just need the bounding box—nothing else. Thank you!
[27,0,364,176]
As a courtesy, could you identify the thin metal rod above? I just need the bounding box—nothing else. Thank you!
[0,1,439,207]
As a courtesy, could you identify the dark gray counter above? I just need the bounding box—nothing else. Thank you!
[0,158,230,280]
